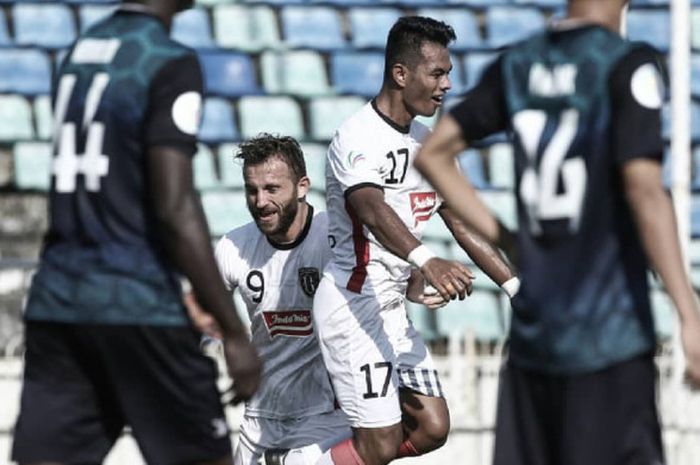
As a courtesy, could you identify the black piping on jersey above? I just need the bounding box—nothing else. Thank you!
[266,205,314,251]
[344,182,384,200]
[371,99,411,135]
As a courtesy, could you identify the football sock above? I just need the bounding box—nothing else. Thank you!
[316,438,365,465]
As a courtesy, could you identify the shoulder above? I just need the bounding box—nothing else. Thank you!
[410,120,432,142]
[331,102,375,150]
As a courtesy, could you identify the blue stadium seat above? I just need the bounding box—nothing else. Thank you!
[486,7,545,49]
[446,0,508,4]
[193,144,220,191]
[0,49,51,95]
[0,8,10,46]
[627,10,670,52]
[463,53,498,90]
[458,149,490,190]
[13,142,52,191]
[172,8,215,49]
[239,96,305,140]
[13,3,76,49]
[513,0,565,6]
[281,6,346,50]
[199,97,238,143]
[79,4,117,32]
[331,52,384,97]
[436,291,505,342]
[448,54,467,95]
[218,143,244,189]
[198,51,259,97]
[417,8,481,50]
[348,7,401,49]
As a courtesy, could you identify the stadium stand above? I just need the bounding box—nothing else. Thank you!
[198,51,259,97]
[348,7,402,49]
[78,4,117,32]
[171,7,216,49]
[199,97,238,143]
[0,9,10,46]
[261,50,331,97]
[12,3,76,49]
[238,95,305,140]
[193,143,220,191]
[486,6,546,49]
[212,5,280,52]
[417,8,482,50]
[0,95,34,141]
[331,52,384,97]
[217,143,243,190]
[627,9,671,52]
[13,142,52,192]
[0,49,51,96]
[33,96,52,141]
[281,6,345,51]
[308,96,366,141]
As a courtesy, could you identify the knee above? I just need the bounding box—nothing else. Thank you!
[354,425,403,465]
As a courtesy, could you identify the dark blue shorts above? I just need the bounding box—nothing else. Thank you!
[12,321,231,465]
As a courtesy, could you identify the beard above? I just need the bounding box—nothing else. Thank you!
[250,197,299,238]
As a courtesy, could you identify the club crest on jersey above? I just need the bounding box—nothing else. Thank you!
[262,310,313,338]
[410,192,437,225]
[347,151,366,168]
[298,267,320,297]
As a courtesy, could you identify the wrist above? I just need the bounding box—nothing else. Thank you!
[407,244,436,268]
[501,277,520,298]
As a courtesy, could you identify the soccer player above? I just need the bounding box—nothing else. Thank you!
[415,0,700,464]
[290,16,518,465]
[12,1,261,464]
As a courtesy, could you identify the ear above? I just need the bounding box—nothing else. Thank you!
[391,63,408,89]
[297,175,310,200]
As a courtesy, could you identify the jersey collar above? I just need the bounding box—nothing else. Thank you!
[266,204,315,251]
[371,99,411,135]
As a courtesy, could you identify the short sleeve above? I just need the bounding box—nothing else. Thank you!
[144,53,203,157]
[214,236,240,292]
[327,133,384,197]
[609,46,665,164]
[449,58,508,142]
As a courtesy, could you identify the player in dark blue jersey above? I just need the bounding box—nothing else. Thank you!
[416,0,700,464]
[12,1,261,464]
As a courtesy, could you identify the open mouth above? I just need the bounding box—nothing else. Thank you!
[431,95,444,105]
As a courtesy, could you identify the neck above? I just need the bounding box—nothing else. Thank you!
[268,202,309,245]
[566,1,624,33]
[374,87,415,128]
[136,0,177,31]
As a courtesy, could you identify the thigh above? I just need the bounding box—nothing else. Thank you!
[561,354,664,465]
[313,280,402,429]
[12,322,122,465]
[91,325,232,465]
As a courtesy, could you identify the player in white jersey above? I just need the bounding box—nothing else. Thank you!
[262,17,519,465]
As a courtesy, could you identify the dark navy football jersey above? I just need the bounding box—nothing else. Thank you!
[450,25,665,373]
[26,5,202,325]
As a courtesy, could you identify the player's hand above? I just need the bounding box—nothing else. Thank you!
[184,291,223,339]
[406,269,448,309]
[681,315,700,389]
[418,285,448,310]
[222,333,262,404]
[420,257,474,301]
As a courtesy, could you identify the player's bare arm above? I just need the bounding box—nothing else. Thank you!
[148,145,262,400]
[346,184,472,301]
[622,158,700,387]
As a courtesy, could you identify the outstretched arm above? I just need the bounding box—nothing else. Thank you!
[622,159,700,386]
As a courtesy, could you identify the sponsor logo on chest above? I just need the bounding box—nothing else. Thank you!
[262,310,313,338]
[409,192,437,226]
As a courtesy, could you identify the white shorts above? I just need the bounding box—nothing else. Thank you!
[234,410,350,465]
[312,277,444,429]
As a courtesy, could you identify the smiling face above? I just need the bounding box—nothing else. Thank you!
[401,41,452,117]
[243,156,308,240]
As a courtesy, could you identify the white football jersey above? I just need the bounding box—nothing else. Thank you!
[215,208,336,420]
[325,101,442,305]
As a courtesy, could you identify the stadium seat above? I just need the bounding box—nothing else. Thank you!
[201,190,251,237]
[406,301,439,342]
[172,8,215,49]
[651,290,675,341]
[446,0,509,5]
[627,10,670,52]
[261,50,331,97]
[239,96,305,140]
[79,4,117,32]
[0,95,34,141]
[198,51,259,97]
[331,52,384,97]
[692,55,700,99]
[458,149,490,190]
[213,5,280,52]
[0,8,10,46]
[692,194,700,237]
[13,3,76,49]
[348,7,402,49]
[478,189,518,230]
[196,0,232,6]
[486,7,545,49]
[0,49,51,95]
[423,216,453,242]
[448,54,467,95]
[300,143,327,186]
[693,9,700,50]
[488,143,515,189]
[281,6,346,51]
[193,144,220,191]
[218,143,244,189]
[308,96,366,141]
[34,95,52,141]
[13,142,52,191]
[436,290,505,342]
[199,97,238,143]
[688,238,700,265]
[417,9,482,50]
[463,53,499,90]
[693,102,700,141]
[306,189,326,211]
[513,0,565,6]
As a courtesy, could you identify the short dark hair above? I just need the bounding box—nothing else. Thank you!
[236,133,307,182]
[384,16,456,81]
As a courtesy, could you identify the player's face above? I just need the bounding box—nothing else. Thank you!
[402,42,452,117]
[244,157,303,238]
